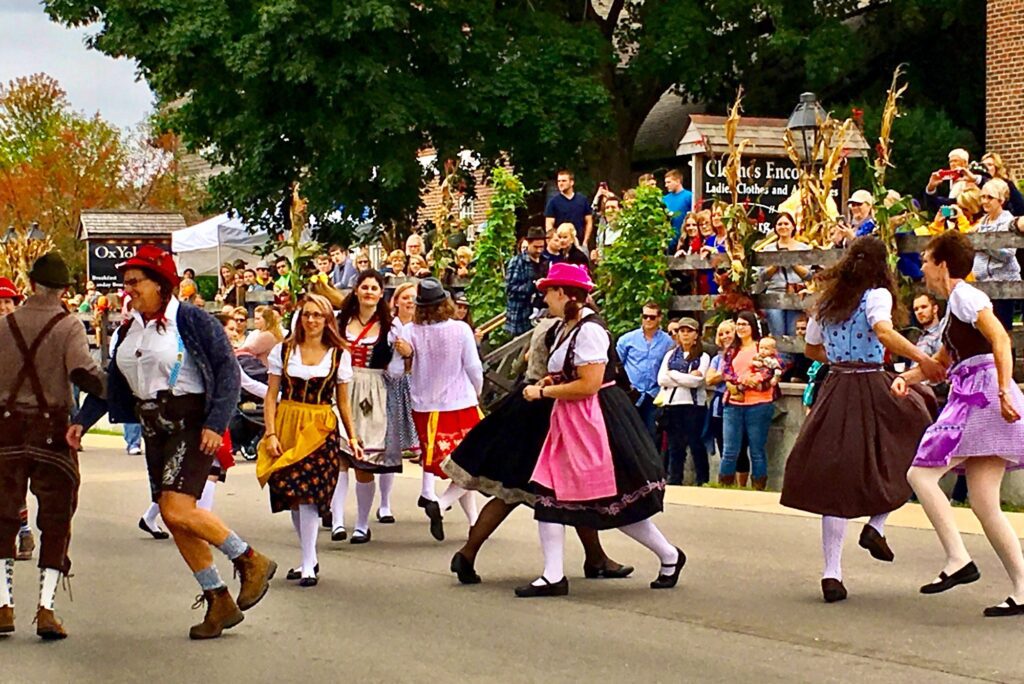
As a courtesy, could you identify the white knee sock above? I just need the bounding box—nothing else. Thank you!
[822,516,847,581]
[458,491,479,526]
[355,480,376,534]
[39,568,60,610]
[142,502,162,531]
[534,521,566,585]
[437,482,467,512]
[378,473,395,516]
[330,470,350,531]
[197,480,217,512]
[420,471,437,501]
[298,504,319,577]
[619,519,679,567]
[867,513,888,536]
[1,559,13,607]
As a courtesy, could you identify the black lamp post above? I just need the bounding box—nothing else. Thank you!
[786,92,826,170]
[27,221,46,242]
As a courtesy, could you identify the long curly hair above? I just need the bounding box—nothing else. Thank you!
[812,236,901,325]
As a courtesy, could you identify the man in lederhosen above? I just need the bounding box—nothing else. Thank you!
[0,253,105,639]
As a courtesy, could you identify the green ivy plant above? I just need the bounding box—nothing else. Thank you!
[595,184,674,337]
[467,167,526,344]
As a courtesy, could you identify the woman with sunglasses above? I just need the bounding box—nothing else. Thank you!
[258,294,362,587]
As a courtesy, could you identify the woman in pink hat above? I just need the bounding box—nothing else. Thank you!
[514,262,685,598]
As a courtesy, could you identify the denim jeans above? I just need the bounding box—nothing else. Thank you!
[720,402,774,479]
[635,394,658,441]
[664,405,709,485]
[123,423,143,451]
[765,308,800,337]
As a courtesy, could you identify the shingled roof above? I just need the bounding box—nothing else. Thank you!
[675,115,871,158]
[77,210,186,240]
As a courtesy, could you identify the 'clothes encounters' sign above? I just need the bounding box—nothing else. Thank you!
[87,240,172,289]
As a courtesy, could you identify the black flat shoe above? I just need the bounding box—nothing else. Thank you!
[983,597,1024,617]
[331,527,347,542]
[423,500,444,541]
[451,552,481,585]
[650,547,686,589]
[376,510,396,524]
[821,578,848,603]
[321,513,333,530]
[514,576,568,598]
[138,518,169,540]
[286,564,319,581]
[583,561,634,579]
[858,524,894,562]
[920,561,980,594]
[299,577,319,587]
[350,529,371,544]
[417,496,432,509]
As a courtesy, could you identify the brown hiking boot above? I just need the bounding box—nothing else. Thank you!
[232,548,276,611]
[35,607,67,640]
[718,474,736,486]
[16,530,35,561]
[752,476,768,491]
[189,587,244,640]
[0,606,13,634]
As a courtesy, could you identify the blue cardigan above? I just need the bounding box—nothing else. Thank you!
[74,301,241,435]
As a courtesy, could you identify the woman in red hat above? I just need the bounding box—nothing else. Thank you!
[514,262,685,598]
[70,245,277,640]
[0,277,22,317]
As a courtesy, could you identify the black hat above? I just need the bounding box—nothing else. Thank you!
[454,292,470,307]
[416,277,449,307]
[525,226,546,241]
[28,252,74,288]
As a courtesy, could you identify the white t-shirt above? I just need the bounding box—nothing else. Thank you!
[547,309,610,373]
[114,297,205,400]
[267,343,353,383]
[946,280,992,326]
[805,288,892,345]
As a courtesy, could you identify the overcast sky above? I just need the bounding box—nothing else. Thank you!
[0,0,154,130]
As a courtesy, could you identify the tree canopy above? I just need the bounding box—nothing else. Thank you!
[42,0,984,239]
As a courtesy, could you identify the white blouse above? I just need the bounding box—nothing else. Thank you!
[805,288,892,345]
[386,317,412,377]
[547,309,610,373]
[115,297,205,400]
[267,343,353,383]
[407,319,483,412]
[946,280,992,326]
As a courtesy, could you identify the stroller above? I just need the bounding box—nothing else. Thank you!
[231,354,268,461]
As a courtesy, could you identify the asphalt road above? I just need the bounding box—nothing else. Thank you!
[2,442,1023,684]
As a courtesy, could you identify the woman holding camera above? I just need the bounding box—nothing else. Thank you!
[758,212,811,337]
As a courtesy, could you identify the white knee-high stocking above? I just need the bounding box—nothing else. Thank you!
[420,471,437,501]
[618,519,679,568]
[141,502,163,532]
[330,470,350,531]
[534,521,566,585]
[355,480,376,533]
[39,568,60,610]
[1,559,13,607]
[197,480,216,512]
[867,513,888,536]
[378,473,395,516]
[822,516,847,580]
[298,504,320,578]
[458,491,479,526]
[437,482,468,512]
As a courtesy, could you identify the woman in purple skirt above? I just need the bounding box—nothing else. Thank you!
[895,230,1024,617]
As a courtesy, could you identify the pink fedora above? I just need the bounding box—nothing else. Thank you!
[537,262,594,293]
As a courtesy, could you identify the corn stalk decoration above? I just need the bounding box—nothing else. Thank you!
[0,224,55,292]
[718,89,759,293]
[873,65,908,189]
[431,158,470,279]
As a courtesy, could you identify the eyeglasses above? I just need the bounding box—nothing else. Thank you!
[641,314,660,321]
[980,194,996,201]
[122,277,149,288]
[301,311,326,320]
[233,317,247,324]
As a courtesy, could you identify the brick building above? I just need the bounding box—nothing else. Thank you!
[987,0,1024,173]
[415,149,505,239]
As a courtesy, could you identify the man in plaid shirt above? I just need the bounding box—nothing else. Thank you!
[505,227,548,336]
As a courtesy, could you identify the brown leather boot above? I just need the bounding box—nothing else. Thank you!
[752,476,768,491]
[35,607,67,640]
[718,474,736,486]
[0,605,13,634]
[231,548,277,611]
[189,587,244,640]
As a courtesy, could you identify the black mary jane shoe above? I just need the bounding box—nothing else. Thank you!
[650,547,687,589]
[583,561,634,579]
[299,576,319,588]
[983,597,1024,618]
[350,529,371,545]
[858,524,894,562]
[423,500,444,541]
[417,496,432,509]
[138,518,170,540]
[376,510,396,524]
[821,578,848,603]
[286,564,320,581]
[331,527,347,542]
[920,561,980,595]
[514,576,569,598]
[450,552,482,585]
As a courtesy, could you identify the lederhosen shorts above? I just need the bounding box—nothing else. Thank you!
[136,392,214,503]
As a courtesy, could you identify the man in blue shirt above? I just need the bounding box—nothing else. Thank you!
[663,168,693,253]
[544,169,593,248]
[615,301,676,438]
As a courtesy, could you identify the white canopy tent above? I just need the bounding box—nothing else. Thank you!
[171,214,269,276]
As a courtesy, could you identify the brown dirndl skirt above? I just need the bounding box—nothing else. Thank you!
[780,363,935,518]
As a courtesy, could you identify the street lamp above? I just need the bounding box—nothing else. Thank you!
[786,92,826,170]
[27,222,46,242]
[0,227,15,245]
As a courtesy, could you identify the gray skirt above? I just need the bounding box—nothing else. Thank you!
[384,373,420,462]
[347,367,401,473]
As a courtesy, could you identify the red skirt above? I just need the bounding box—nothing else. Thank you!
[413,407,481,478]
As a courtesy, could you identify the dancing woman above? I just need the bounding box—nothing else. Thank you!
[515,263,684,598]
[71,246,276,640]
[896,230,1024,616]
[258,294,362,586]
[780,236,942,603]
[383,282,421,477]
